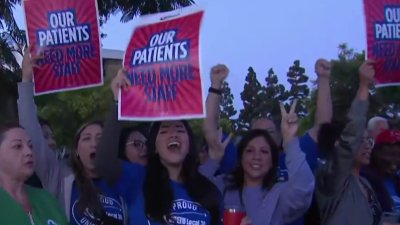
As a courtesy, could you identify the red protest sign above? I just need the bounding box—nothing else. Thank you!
[24,0,103,95]
[364,0,400,87]
[120,7,205,121]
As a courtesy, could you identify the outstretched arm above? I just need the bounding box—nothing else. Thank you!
[317,60,374,196]
[203,65,229,160]
[95,69,131,183]
[18,47,70,193]
[308,59,333,142]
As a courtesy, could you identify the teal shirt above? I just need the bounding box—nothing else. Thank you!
[0,186,68,225]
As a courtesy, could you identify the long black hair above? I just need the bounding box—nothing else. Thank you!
[70,121,107,221]
[226,129,280,192]
[144,120,222,225]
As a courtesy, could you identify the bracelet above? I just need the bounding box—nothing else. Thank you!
[208,87,222,95]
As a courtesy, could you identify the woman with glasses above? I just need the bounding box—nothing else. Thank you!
[316,61,382,225]
[119,127,148,165]
[362,129,400,214]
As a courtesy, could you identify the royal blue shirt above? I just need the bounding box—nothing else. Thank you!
[70,179,125,225]
[129,180,211,225]
[384,178,400,212]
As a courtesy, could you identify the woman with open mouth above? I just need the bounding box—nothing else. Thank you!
[199,64,315,225]
[96,67,223,225]
[17,48,134,225]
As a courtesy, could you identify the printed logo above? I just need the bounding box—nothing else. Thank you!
[163,199,209,225]
[71,195,124,225]
[47,220,58,225]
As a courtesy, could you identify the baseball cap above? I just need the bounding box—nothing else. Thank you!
[375,129,400,145]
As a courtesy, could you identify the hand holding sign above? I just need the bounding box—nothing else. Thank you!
[280,100,299,144]
[315,59,331,78]
[22,46,43,82]
[210,64,229,88]
[111,69,131,101]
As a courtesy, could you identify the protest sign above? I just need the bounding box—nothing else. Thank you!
[364,0,400,86]
[120,7,205,121]
[24,0,103,95]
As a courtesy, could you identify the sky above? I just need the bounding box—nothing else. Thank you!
[12,0,367,114]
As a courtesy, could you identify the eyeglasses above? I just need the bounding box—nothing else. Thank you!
[365,137,375,149]
[126,140,146,150]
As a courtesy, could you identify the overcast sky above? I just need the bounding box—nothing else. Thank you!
[13,0,367,113]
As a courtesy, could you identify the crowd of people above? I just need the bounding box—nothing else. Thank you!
[0,48,399,225]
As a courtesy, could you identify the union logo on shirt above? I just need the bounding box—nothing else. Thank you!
[47,220,58,225]
[71,195,124,225]
[164,199,209,225]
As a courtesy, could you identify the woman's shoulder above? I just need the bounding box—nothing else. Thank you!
[26,185,57,201]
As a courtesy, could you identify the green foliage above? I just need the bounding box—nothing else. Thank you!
[260,68,289,125]
[35,79,113,147]
[220,81,237,119]
[236,67,264,131]
[219,81,237,131]
[97,0,195,23]
[286,60,310,118]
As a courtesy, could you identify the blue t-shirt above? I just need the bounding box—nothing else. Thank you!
[385,178,400,212]
[70,162,145,225]
[218,133,237,174]
[129,181,211,225]
[70,179,125,225]
[278,132,320,182]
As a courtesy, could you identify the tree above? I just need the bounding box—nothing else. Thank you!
[236,67,264,131]
[260,68,289,123]
[0,0,25,123]
[220,81,237,120]
[286,60,310,118]
[311,44,400,128]
[97,0,195,23]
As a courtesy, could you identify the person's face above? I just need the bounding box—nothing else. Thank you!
[371,120,389,139]
[242,136,272,186]
[355,131,374,166]
[155,121,190,168]
[125,131,147,165]
[41,124,56,150]
[251,119,281,145]
[76,124,102,173]
[374,144,400,175]
[0,128,34,181]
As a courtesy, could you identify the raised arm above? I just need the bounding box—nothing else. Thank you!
[200,64,231,192]
[95,69,130,184]
[317,60,374,196]
[277,100,315,223]
[203,64,228,151]
[308,59,333,142]
[17,48,70,192]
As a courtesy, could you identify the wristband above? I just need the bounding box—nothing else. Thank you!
[208,87,222,95]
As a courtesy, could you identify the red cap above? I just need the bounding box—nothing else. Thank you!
[375,129,400,145]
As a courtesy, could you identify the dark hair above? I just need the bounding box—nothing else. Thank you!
[70,121,105,218]
[144,121,222,225]
[118,126,147,161]
[317,121,346,159]
[0,122,23,145]
[38,117,53,131]
[227,129,279,192]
